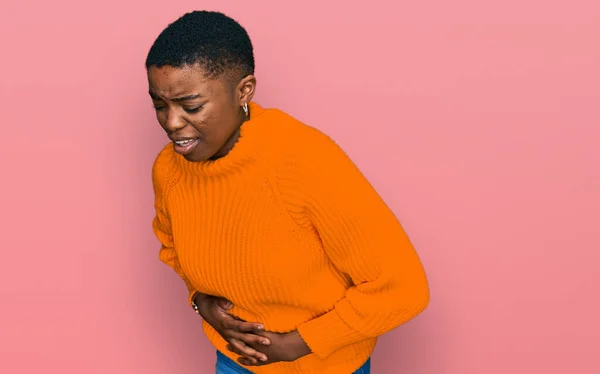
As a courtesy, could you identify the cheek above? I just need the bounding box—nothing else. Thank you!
[189,114,210,136]
[155,112,167,128]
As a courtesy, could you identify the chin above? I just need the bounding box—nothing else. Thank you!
[183,153,206,163]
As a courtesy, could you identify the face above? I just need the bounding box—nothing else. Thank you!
[147,64,256,162]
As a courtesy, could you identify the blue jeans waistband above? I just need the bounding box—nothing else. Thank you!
[215,350,371,373]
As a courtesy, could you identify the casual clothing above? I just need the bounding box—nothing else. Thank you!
[215,351,371,374]
[152,102,429,373]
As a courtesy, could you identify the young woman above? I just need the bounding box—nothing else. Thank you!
[147,10,429,374]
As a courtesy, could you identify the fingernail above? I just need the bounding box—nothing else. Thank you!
[257,325,264,330]
[260,356,268,362]
[225,302,232,309]
[262,339,270,345]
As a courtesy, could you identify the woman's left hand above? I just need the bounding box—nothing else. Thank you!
[228,330,311,366]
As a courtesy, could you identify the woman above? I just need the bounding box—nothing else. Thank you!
[147,10,429,374]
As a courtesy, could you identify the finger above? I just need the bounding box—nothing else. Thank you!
[238,321,265,333]
[222,318,264,333]
[228,339,268,363]
[231,331,270,346]
[238,357,266,367]
[216,298,233,310]
[226,343,257,365]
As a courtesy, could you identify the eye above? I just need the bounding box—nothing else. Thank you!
[153,105,166,111]
[184,106,202,114]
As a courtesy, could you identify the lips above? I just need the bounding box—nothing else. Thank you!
[174,138,196,146]
[172,137,200,155]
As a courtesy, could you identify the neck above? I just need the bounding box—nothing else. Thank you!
[210,127,241,160]
[210,110,249,160]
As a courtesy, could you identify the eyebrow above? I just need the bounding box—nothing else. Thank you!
[148,91,202,102]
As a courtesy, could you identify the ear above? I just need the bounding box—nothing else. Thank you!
[236,74,257,105]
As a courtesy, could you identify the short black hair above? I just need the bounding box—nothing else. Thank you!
[145,11,255,80]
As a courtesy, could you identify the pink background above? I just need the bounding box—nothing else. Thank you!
[1,0,599,373]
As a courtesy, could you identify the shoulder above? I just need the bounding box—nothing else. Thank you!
[261,108,359,186]
[262,108,348,166]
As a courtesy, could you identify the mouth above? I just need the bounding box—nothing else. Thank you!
[172,138,200,155]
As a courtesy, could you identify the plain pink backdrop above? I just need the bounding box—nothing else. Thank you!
[1,0,599,373]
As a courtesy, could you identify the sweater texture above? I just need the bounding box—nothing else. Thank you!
[152,102,429,373]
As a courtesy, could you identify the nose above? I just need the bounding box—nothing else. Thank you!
[164,108,186,132]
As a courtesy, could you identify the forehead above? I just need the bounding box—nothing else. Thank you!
[147,64,219,99]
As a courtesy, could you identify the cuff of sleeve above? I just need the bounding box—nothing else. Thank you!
[188,290,199,308]
[296,307,366,359]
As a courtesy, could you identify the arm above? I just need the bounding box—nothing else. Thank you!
[152,149,270,364]
[152,213,198,306]
[151,148,198,306]
[154,204,271,363]
[278,133,430,359]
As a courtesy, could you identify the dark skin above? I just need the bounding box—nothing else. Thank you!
[147,63,312,366]
[147,64,251,162]
[195,293,312,366]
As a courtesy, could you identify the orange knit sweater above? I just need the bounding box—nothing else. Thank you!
[152,102,429,373]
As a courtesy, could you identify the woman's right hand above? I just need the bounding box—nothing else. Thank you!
[194,293,271,364]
